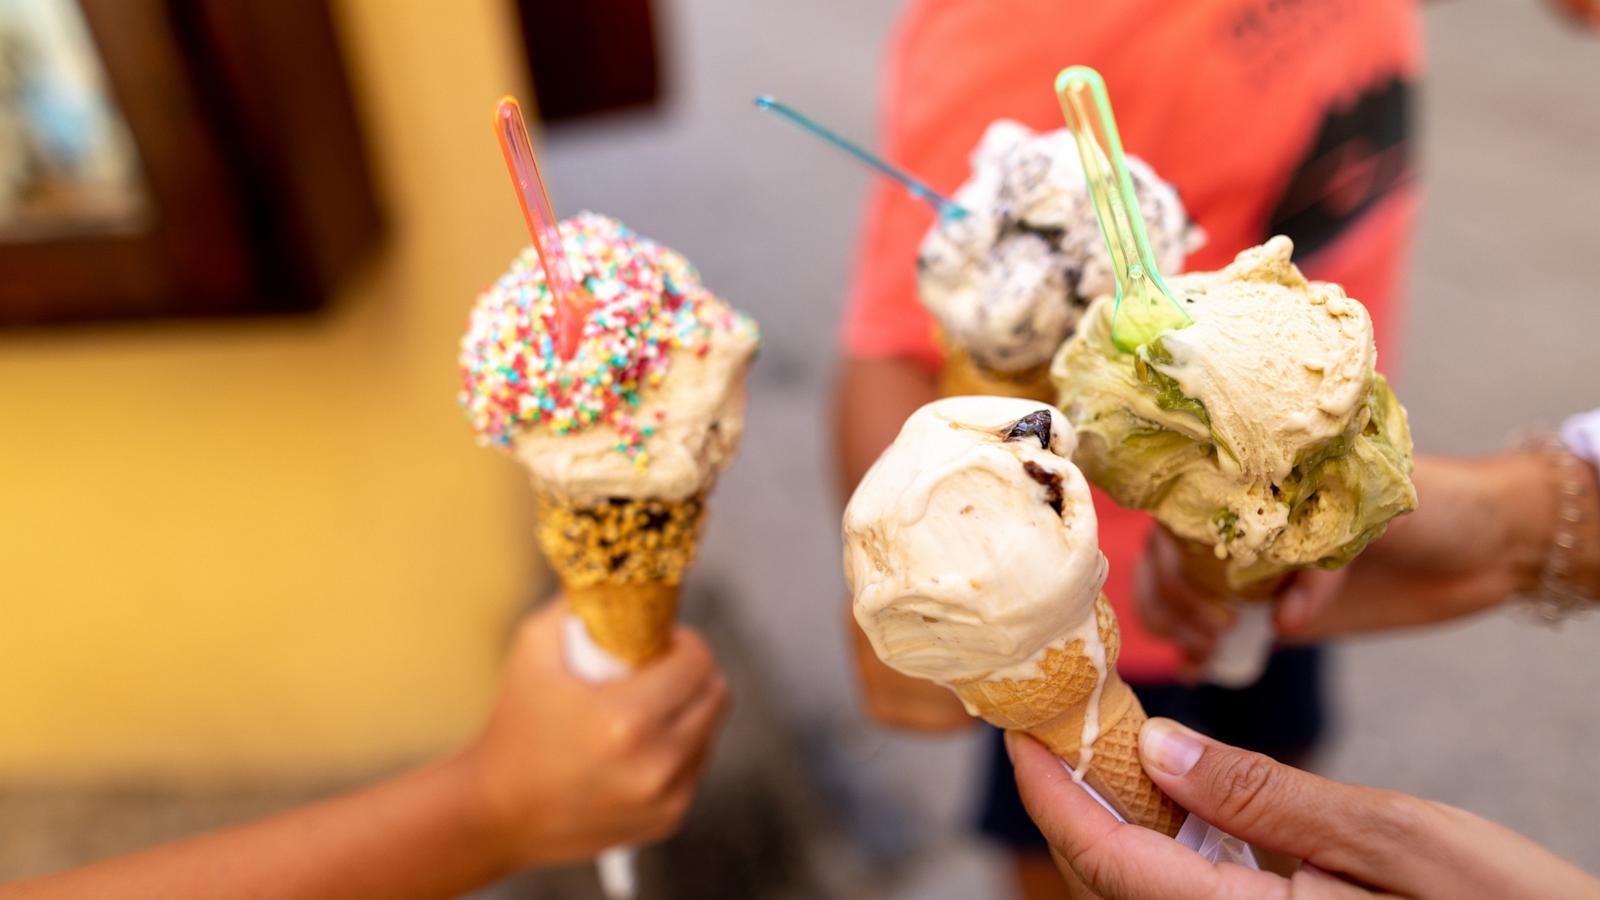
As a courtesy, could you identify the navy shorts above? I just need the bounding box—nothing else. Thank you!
[977,645,1327,850]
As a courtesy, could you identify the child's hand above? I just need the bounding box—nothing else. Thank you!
[462,601,729,868]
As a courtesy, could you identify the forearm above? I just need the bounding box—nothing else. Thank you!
[1305,451,1600,637]
[833,357,939,501]
[835,356,976,730]
[5,754,509,900]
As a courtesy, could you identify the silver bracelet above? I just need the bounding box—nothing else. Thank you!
[1514,434,1598,625]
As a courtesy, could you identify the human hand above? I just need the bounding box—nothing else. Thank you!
[462,600,729,868]
[1271,453,1586,639]
[1136,453,1588,659]
[1008,719,1600,899]
[849,608,974,733]
[1132,527,1342,676]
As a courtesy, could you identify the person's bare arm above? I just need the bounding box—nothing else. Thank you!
[5,759,507,900]
[834,357,942,498]
[1277,450,1600,638]
[835,357,974,732]
[3,603,728,900]
[1136,451,1600,663]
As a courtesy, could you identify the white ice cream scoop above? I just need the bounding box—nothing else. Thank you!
[844,397,1108,686]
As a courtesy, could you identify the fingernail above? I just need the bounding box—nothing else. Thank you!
[1141,719,1203,776]
[1003,730,1021,764]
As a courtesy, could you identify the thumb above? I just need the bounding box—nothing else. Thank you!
[507,598,575,678]
[1139,718,1436,889]
[1274,568,1346,636]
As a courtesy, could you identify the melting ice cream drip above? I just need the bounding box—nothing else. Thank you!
[1077,614,1106,783]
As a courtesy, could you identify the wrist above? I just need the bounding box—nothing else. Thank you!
[1492,452,1561,595]
[446,745,522,878]
[1562,454,1600,597]
[1496,441,1600,611]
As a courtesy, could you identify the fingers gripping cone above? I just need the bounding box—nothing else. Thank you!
[1164,528,1287,688]
[953,594,1185,836]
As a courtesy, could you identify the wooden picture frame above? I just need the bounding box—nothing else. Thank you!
[0,0,382,325]
[516,0,661,123]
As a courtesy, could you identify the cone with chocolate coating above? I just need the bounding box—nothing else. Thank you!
[534,491,707,665]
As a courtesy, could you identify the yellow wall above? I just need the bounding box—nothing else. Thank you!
[0,0,543,779]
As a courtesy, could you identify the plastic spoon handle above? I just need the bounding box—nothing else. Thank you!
[754,95,968,220]
[496,97,589,360]
[1054,67,1189,351]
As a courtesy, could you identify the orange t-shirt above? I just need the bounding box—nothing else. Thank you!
[844,0,1422,682]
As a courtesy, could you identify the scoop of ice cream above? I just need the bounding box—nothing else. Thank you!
[918,120,1202,374]
[1053,237,1416,585]
[844,397,1107,684]
[459,212,760,503]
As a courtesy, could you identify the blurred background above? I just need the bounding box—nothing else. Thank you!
[0,1,1596,898]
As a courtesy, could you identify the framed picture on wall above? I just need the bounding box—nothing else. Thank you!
[0,0,383,325]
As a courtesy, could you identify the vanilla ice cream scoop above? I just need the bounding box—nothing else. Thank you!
[844,397,1107,684]
[918,120,1202,373]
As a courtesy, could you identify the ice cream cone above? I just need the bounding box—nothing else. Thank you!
[1164,527,1288,600]
[936,332,1056,402]
[534,491,707,665]
[938,348,1056,403]
[953,594,1185,836]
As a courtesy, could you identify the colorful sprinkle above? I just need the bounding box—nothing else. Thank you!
[459,212,756,457]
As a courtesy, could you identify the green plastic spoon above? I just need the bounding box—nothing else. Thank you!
[1055,66,1190,352]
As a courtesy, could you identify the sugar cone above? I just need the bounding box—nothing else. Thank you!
[935,333,1056,403]
[1165,527,1288,600]
[953,594,1185,836]
[534,491,707,665]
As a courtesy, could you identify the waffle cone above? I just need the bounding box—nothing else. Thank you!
[1165,527,1287,600]
[935,334,1056,403]
[533,491,707,665]
[953,594,1185,836]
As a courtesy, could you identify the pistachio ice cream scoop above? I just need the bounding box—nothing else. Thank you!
[1053,237,1416,588]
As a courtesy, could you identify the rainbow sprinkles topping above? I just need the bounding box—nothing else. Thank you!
[459,212,755,463]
